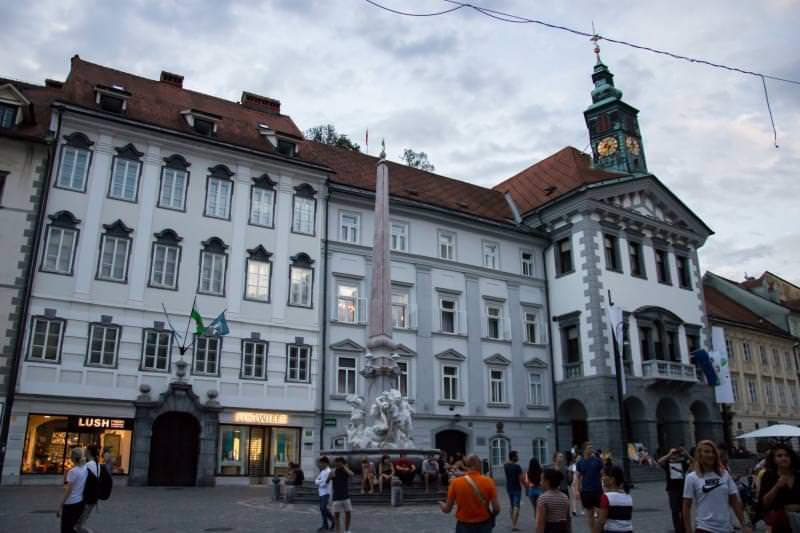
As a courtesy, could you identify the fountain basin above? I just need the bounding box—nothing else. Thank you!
[318,448,442,473]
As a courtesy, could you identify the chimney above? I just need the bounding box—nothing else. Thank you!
[160,71,184,88]
[241,91,281,114]
[45,79,64,89]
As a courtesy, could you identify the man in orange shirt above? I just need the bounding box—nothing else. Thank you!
[439,454,501,532]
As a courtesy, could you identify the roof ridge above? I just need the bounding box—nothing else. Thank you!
[704,283,793,337]
[706,271,797,313]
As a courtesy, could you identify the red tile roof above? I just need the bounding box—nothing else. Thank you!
[493,146,626,214]
[0,78,61,142]
[57,56,307,157]
[302,141,515,224]
[703,283,791,338]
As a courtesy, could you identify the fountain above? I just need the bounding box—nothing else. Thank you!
[321,142,439,468]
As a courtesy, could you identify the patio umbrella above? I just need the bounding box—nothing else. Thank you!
[736,424,800,440]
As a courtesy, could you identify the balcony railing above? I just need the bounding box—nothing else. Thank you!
[641,360,697,382]
[564,362,583,379]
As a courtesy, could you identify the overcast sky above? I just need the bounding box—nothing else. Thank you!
[2,0,798,284]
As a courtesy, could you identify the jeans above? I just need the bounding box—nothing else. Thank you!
[667,490,685,533]
[455,520,493,533]
[319,494,334,527]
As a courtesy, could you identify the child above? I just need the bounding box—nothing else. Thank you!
[597,465,633,533]
[329,457,354,533]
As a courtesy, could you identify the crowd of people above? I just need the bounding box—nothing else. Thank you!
[56,444,115,533]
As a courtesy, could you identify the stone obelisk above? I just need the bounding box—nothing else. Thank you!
[361,141,399,403]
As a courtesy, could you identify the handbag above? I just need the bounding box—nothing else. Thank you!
[464,474,498,529]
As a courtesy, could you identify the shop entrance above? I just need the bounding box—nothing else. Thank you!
[149,412,200,486]
[435,430,467,460]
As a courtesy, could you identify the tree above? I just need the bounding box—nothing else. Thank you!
[400,149,435,172]
[305,124,361,152]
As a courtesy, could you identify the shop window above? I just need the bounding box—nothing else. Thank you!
[217,425,300,477]
[218,425,247,476]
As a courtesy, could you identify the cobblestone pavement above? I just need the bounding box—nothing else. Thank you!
[0,481,758,533]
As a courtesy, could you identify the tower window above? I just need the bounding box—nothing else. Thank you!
[597,114,610,132]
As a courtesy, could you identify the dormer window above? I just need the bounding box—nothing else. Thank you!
[94,85,130,114]
[0,83,31,128]
[181,109,220,137]
[277,139,296,157]
[0,103,17,129]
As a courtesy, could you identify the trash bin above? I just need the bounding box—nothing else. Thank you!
[390,476,403,507]
[285,484,296,503]
[271,476,281,501]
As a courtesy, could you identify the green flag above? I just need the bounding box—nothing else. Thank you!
[190,306,205,336]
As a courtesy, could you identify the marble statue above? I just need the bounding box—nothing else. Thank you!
[345,388,415,449]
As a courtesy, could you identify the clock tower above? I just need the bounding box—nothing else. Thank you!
[584,52,648,175]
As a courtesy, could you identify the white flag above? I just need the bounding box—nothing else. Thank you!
[711,326,734,404]
[606,302,626,395]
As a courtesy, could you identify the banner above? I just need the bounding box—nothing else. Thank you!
[606,301,626,395]
[711,326,735,404]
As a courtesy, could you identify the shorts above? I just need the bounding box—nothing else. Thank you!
[507,490,522,508]
[331,498,352,513]
[580,490,602,509]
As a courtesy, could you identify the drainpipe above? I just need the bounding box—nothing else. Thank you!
[0,108,62,482]
[318,189,330,450]
[542,244,560,454]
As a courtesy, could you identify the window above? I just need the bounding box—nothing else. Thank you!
[490,437,509,469]
[108,144,143,202]
[97,220,133,283]
[286,344,311,382]
[524,310,538,343]
[521,251,534,277]
[442,365,459,401]
[439,296,457,334]
[747,379,758,403]
[529,373,544,405]
[485,304,503,340]
[243,245,272,302]
[786,352,794,372]
[193,336,221,375]
[676,255,692,289]
[532,438,548,465]
[686,330,700,355]
[28,317,64,362]
[482,241,499,269]
[396,361,409,396]
[241,340,267,379]
[555,238,573,275]
[760,346,768,367]
[158,155,190,210]
[141,329,171,371]
[0,103,16,128]
[666,331,679,362]
[391,222,408,252]
[336,356,357,395]
[743,343,752,362]
[336,284,359,323]
[149,229,182,290]
[639,326,652,360]
[392,292,409,329]
[726,338,735,360]
[438,231,455,260]
[777,382,786,405]
[655,249,671,284]
[772,348,781,370]
[628,241,645,278]
[205,166,234,219]
[277,139,296,156]
[198,238,228,296]
[56,146,92,191]
[604,234,620,271]
[289,256,314,308]
[563,324,581,377]
[97,93,125,113]
[87,323,119,367]
[489,369,506,404]
[339,212,360,243]
[42,211,80,275]
[194,117,215,136]
[0,171,5,205]
[250,186,275,227]
[731,376,740,402]
[292,185,317,235]
[792,385,799,408]
[764,381,774,404]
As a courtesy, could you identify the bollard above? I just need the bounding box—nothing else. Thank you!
[390,476,403,507]
[284,484,296,503]
[271,476,281,502]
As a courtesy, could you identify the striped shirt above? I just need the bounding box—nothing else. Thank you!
[600,491,633,532]
[537,489,570,523]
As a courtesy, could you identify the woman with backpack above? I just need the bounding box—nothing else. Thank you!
[58,447,87,533]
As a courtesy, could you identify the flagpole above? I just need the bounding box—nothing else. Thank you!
[608,289,632,490]
[182,296,197,356]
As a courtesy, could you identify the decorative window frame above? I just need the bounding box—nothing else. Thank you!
[603,233,623,273]
[522,304,546,345]
[244,245,273,303]
[54,132,94,193]
[240,337,269,381]
[139,325,173,373]
[249,173,277,228]
[157,154,191,212]
[390,220,409,252]
[107,143,144,203]
[329,339,366,399]
[287,252,315,308]
[291,183,318,236]
[481,240,500,270]
[525,358,549,409]
[485,354,511,407]
[85,318,121,369]
[95,219,134,284]
[40,210,81,276]
[437,229,456,261]
[520,249,535,277]
[338,209,361,244]
[204,164,235,220]
[654,246,672,285]
[148,228,183,291]
[435,349,466,406]
[26,313,66,364]
[554,236,574,277]
[555,311,582,378]
[197,236,229,297]
[626,237,647,280]
[675,254,692,290]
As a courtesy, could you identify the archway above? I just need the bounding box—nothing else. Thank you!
[435,429,467,461]
[148,412,200,486]
[690,401,713,443]
[557,399,589,449]
[623,396,649,450]
[656,397,683,453]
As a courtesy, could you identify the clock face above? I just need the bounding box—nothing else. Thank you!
[597,136,618,157]
[625,136,641,155]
